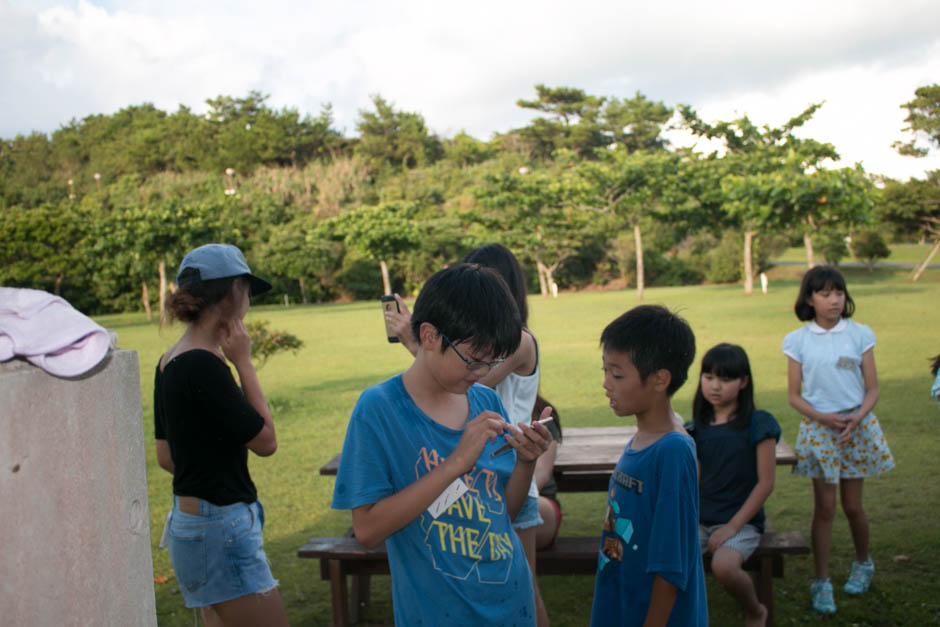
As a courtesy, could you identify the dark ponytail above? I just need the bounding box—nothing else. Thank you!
[165,269,243,323]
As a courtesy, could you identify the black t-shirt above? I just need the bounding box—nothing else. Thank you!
[686,410,781,532]
[154,350,265,505]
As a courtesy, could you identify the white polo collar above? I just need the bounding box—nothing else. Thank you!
[808,318,847,334]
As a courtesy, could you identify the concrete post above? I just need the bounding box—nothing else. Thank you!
[0,349,157,626]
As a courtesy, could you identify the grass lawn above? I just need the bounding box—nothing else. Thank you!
[99,264,940,626]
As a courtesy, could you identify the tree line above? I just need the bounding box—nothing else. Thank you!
[1,84,938,316]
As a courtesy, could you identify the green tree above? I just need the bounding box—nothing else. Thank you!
[260,216,343,303]
[0,133,62,207]
[877,174,940,280]
[0,203,87,296]
[472,167,599,296]
[319,202,423,294]
[515,85,607,159]
[893,83,940,157]
[444,132,494,167]
[88,178,217,320]
[893,84,940,279]
[573,149,682,300]
[681,103,869,292]
[601,91,673,153]
[355,95,443,171]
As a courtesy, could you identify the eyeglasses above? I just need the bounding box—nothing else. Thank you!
[440,332,504,373]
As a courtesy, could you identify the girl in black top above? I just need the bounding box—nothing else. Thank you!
[154,244,288,626]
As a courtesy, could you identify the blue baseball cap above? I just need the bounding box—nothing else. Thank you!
[177,244,272,296]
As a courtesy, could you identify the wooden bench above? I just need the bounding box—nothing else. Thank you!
[298,529,808,626]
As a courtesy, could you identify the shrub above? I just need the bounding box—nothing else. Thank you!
[246,319,304,369]
[820,230,849,267]
[850,230,891,271]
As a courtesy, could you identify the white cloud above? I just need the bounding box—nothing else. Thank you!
[1,0,938,178]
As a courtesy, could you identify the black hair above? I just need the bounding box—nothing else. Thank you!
[462,243,528,326]
[931,353,940,377]
[794,265,855,321]
[600,305,696,397]
[532,394,562,442]
[166,268,247,323]
[410,263,522,359]
[692,343,756,431]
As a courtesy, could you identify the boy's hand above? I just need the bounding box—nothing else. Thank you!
[706,524,737,554]
[449,411,509,474]
[220,319,252,366]
[505,405,553,464]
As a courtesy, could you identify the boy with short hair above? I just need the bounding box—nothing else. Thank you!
[591,305,707,626]
[332,263,551,625]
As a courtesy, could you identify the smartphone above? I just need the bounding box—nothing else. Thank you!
[381,295,400,343]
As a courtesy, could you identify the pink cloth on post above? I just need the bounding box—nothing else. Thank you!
[0,287,111,377]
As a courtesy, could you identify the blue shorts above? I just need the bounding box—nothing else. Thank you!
[168,496,278,608]
[512,495,543,530]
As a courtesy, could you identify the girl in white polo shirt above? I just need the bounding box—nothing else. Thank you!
[783,266,894,615]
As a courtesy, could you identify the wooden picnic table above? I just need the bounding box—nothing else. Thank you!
[318,425,797,493]
[312,426,803,626]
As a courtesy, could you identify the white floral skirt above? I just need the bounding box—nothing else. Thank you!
[793,413,895,484]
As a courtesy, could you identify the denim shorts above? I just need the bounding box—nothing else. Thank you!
[699,523,761,561]
[168,496,278,608]
[512,495,544,530]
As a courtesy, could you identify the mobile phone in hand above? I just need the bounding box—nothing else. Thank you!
[381,295,400,343]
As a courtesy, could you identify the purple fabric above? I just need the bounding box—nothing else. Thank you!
[0,287,110,377]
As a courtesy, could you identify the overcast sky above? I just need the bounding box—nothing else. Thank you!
[2,0,939,180]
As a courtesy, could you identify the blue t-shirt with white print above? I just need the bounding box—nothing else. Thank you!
[332,375,535,626]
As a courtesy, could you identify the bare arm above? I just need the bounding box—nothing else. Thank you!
[351,411,510,547]
[533,440,558,490]
[643,575,677,626]
[706,438,775,553]
[477,330,538,388]
[839,348,879,445]
[222,319,277,456]
[786,356,848,431]
[155,439,174,474]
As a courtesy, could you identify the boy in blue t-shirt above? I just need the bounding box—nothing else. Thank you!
[332,263,552,626]
[591,305,708,626]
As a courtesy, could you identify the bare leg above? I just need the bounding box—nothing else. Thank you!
[710,547,766,627]
[200,606,223,627]
[535,496,559,549]
[210,588,289,627]
[840,478,869,562]
[811,479,837,579]
[516,526,549,627]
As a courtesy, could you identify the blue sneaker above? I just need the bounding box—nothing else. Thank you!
[811,579,837,614]
[845,558,875,595]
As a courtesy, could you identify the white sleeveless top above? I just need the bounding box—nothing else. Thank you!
[494,331,540,499]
